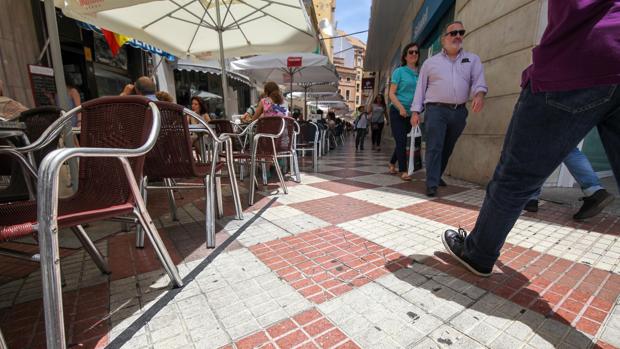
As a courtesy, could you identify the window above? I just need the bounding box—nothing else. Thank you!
[346,77,350,82]
[356,83,360,91]
[338,89,341,95]
[346,90,350,100]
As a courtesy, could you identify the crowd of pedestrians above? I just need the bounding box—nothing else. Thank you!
[375,0,619,277]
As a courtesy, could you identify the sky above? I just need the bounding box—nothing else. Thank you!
[334,0,372,44]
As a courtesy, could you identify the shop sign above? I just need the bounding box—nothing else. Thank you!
[287,57,302,67]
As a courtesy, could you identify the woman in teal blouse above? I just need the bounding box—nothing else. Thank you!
[388,42,419,180]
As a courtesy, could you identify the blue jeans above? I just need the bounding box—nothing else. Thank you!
[465,84,620,269]
[531,147,603,199]
[424,104,468,188]
[389,106,411,172]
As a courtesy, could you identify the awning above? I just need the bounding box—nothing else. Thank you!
[76,21,176,61]
[175,59,251,85]
[364,0,416,72]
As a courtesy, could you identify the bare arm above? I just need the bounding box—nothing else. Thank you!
[388,84,407,117]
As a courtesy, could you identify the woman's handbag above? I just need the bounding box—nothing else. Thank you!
[407,126,423,175]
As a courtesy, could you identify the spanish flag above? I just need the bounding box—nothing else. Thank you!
[102,29,131,56]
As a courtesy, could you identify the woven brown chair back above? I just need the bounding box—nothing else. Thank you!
[298,122,318,144]
[144,101,203,178]
[255,116,295,155]
[208,120,243,151]
[74,96,153,208]
[20,106,63,165]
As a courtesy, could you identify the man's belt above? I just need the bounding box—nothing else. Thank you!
[425,102,466,109]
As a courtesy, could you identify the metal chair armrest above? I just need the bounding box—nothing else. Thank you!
[183,108,229,143]
[0,148,38,179]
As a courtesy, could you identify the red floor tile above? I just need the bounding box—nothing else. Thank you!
[223,308,359,349]
[309,179,380,194]
[251,227,404,303]
[321,169,373,178]
[290,195,390,225]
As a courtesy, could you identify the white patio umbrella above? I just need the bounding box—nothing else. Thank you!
[195,90,223,100]
[230,52,338,115]
[54,0,318,117]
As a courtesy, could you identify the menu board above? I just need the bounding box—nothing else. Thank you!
[28,64,57,107]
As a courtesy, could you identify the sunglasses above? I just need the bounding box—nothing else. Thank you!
[445,29,466,37]
[407,49,419,55]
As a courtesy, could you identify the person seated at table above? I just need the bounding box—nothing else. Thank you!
[119,76,158,101]
[246,82,288,122]
[241,92,266,123]
[190,96,211,123]
[0,80,27,121]
[156,91,174,102]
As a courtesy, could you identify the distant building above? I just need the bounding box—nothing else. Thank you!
[333,30,366,111]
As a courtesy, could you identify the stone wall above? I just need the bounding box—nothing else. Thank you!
[445,0,547,185]
[0,0,41,108]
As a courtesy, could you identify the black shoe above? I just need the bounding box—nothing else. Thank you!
[426,187,437,197]
[573,189,615,221]
[524,199,539,212]
[439,179,447,187]
[442,228,492,277]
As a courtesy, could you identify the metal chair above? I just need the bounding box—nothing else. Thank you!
[248,116,288,205]
[209,119,250,180]
[295,121,319,172]
[1,96,183,349]
[0,107,63,202]
[138,102,241,249]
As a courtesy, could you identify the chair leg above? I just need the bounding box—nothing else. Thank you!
[226,155,243,220]
[293,152,301,182]
[313,147,318,172]
[133,207,183,287]
[273,155,288,194]
[215,173,223,219]
[136,176,148,248]
[249,145,258,206]
[204,175,216,248]
[70,225,110,274]
[164,178,178,221]
[261,162,268,185]
[38,224,67,349]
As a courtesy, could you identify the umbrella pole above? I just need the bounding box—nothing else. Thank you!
[289,77,293,116]
[304,86,307,121]
[44,0,78,193]
[215,0,230,119]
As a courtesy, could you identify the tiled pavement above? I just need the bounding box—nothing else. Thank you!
[0,137,619,349]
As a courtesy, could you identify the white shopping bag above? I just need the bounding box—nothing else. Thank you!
[407,126,423,176]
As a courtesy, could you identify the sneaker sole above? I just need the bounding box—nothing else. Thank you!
[441,233,492,277]
[574,195,615,221]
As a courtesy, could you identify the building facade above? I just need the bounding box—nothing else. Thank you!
[312,0,336,61]
[333,29,366,112]
[365,0,610,187]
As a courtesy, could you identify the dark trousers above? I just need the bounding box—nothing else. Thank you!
[389,106,411,172]
[465,84,620,269]
[371,122,384,147]
[355,128,366,149]
[424,104,468,188]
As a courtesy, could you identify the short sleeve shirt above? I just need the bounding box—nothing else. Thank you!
[390,66,418,108]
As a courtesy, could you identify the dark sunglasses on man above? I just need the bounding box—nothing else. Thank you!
[445,29,466,37]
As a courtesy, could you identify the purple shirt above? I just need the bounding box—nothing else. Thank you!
[411,50,488,113]
[522,0,620,92]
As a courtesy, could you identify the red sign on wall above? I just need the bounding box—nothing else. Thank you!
[287,56,302,67]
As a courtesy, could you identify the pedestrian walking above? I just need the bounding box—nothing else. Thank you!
[524,147,614,220]
[411,21,488,197]
[368,94,389,151]
[388,43,419,180]
[354,106,369,151]
[441,0,620,277]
